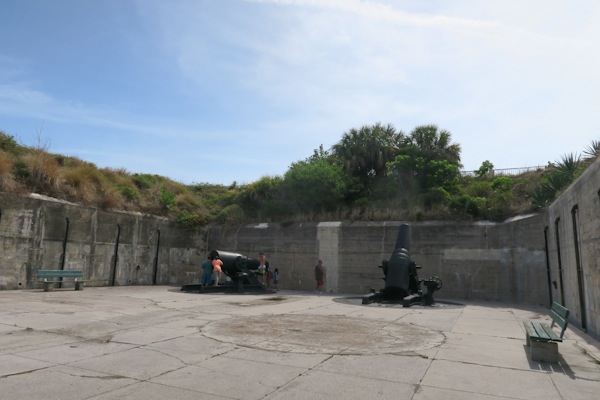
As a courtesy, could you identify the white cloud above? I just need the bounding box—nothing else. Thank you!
[3,0,599,183]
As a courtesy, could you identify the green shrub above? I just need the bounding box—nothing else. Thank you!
[215,204,245,224]
[464,181,492,197]
[177,211,210,226]
[491,176,513,192]
[132,174,156,189]
[422,187,451,207]
[159,187,177,211]
[0,132,21,154]
[12,159,29,181]
[118,185,140,201]
[450,194,487,218]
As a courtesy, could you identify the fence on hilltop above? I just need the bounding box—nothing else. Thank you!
[461,165,547,177]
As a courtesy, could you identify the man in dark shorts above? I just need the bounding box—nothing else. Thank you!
[314,259,325,294]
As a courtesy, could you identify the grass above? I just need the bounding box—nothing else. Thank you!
[1,129,594,227]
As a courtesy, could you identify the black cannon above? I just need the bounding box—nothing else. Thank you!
[181,250,266,293]
[362,224,442,307]
[209,250,265,291]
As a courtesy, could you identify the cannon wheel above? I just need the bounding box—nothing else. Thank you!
[428,276,442,291]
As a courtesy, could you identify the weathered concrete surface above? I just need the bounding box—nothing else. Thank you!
[546,156,600,338]
[0,193,549,306]
[0,286,598,400]
[208,217,548,306]
[0,193,207,289]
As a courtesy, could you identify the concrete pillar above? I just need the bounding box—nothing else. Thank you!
[317,222,341,293]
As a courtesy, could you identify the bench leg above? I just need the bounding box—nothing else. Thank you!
[530,340,558,363]
[75,281,83,291]
[43,282,52,292]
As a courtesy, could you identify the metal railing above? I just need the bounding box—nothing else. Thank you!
[461,165,547,177]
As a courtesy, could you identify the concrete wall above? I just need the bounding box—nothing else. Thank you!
[545,157,600,337]
[0,193,207,289]
[206,217,549,305]
[1,193,549,306]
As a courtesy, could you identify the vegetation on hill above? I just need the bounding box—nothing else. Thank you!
[1,127,598,227]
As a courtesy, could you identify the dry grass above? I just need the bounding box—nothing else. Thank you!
[21,151,63,194]
[63,163,105,204]
[0,130,551,226]
[0,150,19,191]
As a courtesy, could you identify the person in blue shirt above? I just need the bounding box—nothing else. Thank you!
[201,256,214,287]
[273,268,280,291]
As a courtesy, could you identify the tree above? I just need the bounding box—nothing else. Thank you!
[331,123,404,198]
[475,160,494,178]
[283,158,347,213]
[404,125,461,166]
[388,125,462,194]
[531,153,584,210]
[583,139,600,161]
[236,176,284,219]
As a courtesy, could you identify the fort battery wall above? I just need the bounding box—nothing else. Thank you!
[545,156,600,337]
[0,194,207,289]
[207,217,548,305]
[1,156,599,338]
[1,193,547,305]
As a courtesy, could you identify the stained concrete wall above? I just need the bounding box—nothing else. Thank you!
[0,193,207,289]
[206,217,548,305]
[1,193,549,306]
[545,156,600,338]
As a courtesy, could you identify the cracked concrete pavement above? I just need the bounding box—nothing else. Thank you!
[1,286,599,399]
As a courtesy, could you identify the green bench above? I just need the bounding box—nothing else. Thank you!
[36,270,84,292]
[523,301,569,363]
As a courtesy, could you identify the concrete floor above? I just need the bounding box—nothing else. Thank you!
[1,286,599,400]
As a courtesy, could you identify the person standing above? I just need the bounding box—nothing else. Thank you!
[212,256,223,287]
[265,265,274,289]
[257,251,269,287]
[315,259,325,294]
[201,256,214,287]
[273,268,280,291]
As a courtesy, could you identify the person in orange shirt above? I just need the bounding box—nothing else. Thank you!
[212,256,223,287]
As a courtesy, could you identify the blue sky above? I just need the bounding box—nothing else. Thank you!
[1,0,599,185]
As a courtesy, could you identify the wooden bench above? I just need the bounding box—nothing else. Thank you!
[523,301,569,363]
[36,270,84,292]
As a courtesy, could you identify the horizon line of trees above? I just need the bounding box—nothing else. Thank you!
[2,125,599,226]
[225,123,599,223]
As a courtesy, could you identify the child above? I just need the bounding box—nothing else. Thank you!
[212,256,223,287]
[273,268,280,291]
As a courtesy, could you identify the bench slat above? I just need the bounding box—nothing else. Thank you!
[531,321,553,341]
[37,270,83,279]
[523,321,537,339]
[550,301,569,319]
[549,301,569,339]
[532,321,562,342]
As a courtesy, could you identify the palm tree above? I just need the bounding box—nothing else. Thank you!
[406,125,462,166]
[583,140,600,161]
[331,123,404,179]
[531,153,583,210]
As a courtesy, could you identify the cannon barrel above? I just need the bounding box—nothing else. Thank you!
[394,223,411,252]
[208,250,259,280]
[181,249,265,293]
[207,250,264,291]
[384,223,415,298]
